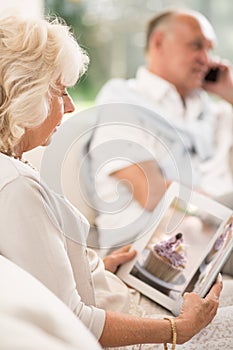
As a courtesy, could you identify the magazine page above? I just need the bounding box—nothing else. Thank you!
[117,182,233,313]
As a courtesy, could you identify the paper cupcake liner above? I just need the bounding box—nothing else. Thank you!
[144,250,183,282]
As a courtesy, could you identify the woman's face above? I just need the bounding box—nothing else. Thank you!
[18,87,75,154]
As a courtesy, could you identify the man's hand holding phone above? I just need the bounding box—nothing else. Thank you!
[203,60,233,104]
[204,67,220,82]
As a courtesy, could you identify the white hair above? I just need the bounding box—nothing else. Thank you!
[0,15,89,153]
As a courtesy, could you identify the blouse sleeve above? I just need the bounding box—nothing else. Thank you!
[0,175,105,339]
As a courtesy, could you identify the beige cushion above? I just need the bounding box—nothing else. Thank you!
[0,255,102,350]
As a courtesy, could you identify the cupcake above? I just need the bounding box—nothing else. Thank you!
[205,222,233,264]
[143,233,187,282]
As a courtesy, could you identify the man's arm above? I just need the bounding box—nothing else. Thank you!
[111,160,169,211]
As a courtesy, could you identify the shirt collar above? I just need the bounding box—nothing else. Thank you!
[134,66,207,121]
[135,66,178,102]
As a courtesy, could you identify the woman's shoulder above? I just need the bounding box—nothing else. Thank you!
[0,153,39,191]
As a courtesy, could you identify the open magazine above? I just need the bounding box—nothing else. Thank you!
[117,182,233,315]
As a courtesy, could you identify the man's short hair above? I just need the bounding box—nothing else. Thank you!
[146,9,215,51]
[145,10,175,51]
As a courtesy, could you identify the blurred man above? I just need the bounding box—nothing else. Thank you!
[90,9,233,250]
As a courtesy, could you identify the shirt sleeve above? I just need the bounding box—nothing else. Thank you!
[0,175,105,339]
[89,120,156,176]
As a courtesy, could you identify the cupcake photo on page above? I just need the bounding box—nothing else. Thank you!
[205,220,233,264]
[143,233,187,282]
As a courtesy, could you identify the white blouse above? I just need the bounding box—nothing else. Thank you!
[0,153,129,339]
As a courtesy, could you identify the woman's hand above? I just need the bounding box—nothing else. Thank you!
[103,245,137,273]
[175,274,223,344]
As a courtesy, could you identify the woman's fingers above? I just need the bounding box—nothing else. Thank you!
[205,273,223,302]
[111,244,132,255]
[103,245,137,273]
[176,274,223,344]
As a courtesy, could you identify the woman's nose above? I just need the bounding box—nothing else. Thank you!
[64,94,75,113]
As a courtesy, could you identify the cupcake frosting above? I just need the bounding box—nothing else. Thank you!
[154,233,187,268]
[214,222,232,251]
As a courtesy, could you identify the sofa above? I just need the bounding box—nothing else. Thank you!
[0,255,102,350]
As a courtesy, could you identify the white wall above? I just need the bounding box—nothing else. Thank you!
[0,0,43,18]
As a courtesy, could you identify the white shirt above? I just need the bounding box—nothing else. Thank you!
[0,153,130,339]
[96,66,233,195]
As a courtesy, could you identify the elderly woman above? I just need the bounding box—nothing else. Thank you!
[0,15,232,350]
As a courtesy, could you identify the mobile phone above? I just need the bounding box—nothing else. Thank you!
[204,67,220,82]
